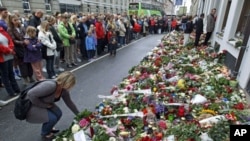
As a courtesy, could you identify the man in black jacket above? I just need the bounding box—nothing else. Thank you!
[77,17,89,60]
[194,13,204,47]
[28,9,43,28]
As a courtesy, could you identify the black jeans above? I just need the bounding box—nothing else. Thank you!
[45,56,55,79]
[97,38,104,56]
[18,58,33,78]
[80,38,88,59]
[194,32,202,46]
[0,59,20,96]
[203,32,213,46]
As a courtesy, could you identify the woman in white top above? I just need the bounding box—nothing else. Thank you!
[38,21,57,79]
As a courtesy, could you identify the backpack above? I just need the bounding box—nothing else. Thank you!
[14,80,46,120]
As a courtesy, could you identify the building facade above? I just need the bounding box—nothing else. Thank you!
[199,0,250,92]
[0,0,129,15]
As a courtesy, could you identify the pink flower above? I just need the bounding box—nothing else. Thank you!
[79,118,90,128]
[158,120,167,129]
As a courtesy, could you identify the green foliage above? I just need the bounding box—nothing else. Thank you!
[235,41,243,48]
[92,127,110,141]
[207,119,230,141]
[161,56,170,64]
[75,109,92,121]
[166,122,202,141]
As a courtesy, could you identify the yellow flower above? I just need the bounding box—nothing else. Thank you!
[199,109,216,115]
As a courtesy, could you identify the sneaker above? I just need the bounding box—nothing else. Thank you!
[0,100,8,106]
[58,67,65,72]
[67,64,73,68]
[77,58,82,63]
[72,62,78,66]
[42,68,47,72]
[51,76,56,79]
[15,75,21,80]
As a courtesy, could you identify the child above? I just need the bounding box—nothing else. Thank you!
[23,26,45,81]
[85,31,96,61]
[109,31,118,56]
[89,24,97,58]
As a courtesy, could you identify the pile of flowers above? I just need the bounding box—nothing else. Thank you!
[54,31,250,141]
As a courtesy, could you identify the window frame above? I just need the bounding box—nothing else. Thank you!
[23,0,31,12]
[45,0,52,12]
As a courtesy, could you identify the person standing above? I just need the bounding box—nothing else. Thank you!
[58,14,77,68]
[25,71,79,140]
[24,26,45,81]
[183,16,194,46]
[77,16,88,60]
[0,7,21,97]
[38,21,57,79]
[203,8,216,46]
[47,16,65,72]
[85,31,96,61]
[8,15,34,85]
[109,31,118,56]
[194,13,204,47]
[118,17,126,47]
[95,16,105,56]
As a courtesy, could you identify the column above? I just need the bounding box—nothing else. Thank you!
[222,0,244,41]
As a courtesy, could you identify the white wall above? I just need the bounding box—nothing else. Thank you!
[238,38,250,89]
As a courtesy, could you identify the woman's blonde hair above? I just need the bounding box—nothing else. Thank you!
[70,14,77,23]
[47,15,56,24]
[26,26,37,38]
[39,21,49,33]
[56,71,76,90]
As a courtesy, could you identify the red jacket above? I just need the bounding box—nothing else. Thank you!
[107,31,112,42]
[95,21,105,39]
[0,27,14,63]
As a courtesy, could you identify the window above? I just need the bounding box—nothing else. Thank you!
[96,6,99,13]
[87,4,91,12]
[23,0,31,12]
[0,0,2,7]
[59,4,80,13]
[236,0,250,39]
[221,0,231,31]
[129,3,139,10]
[45,0,51,12]
[104,7,107,13]
[110,0,113,4]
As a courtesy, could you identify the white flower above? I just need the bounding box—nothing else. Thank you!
[71,124,80,134]
[109,137,116,141]
[123,107,129,113]
[62,138,67,141]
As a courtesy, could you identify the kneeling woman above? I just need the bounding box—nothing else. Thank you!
[26,71,79,139]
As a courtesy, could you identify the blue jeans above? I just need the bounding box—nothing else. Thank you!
[0,59,20,96]
[119,36,125,46]
[45,55,55,79]
[41,106,62,136]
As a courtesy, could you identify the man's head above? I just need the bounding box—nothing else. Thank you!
[211,8,216,15]
[0,7,8,19]
[35,9,44,18]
